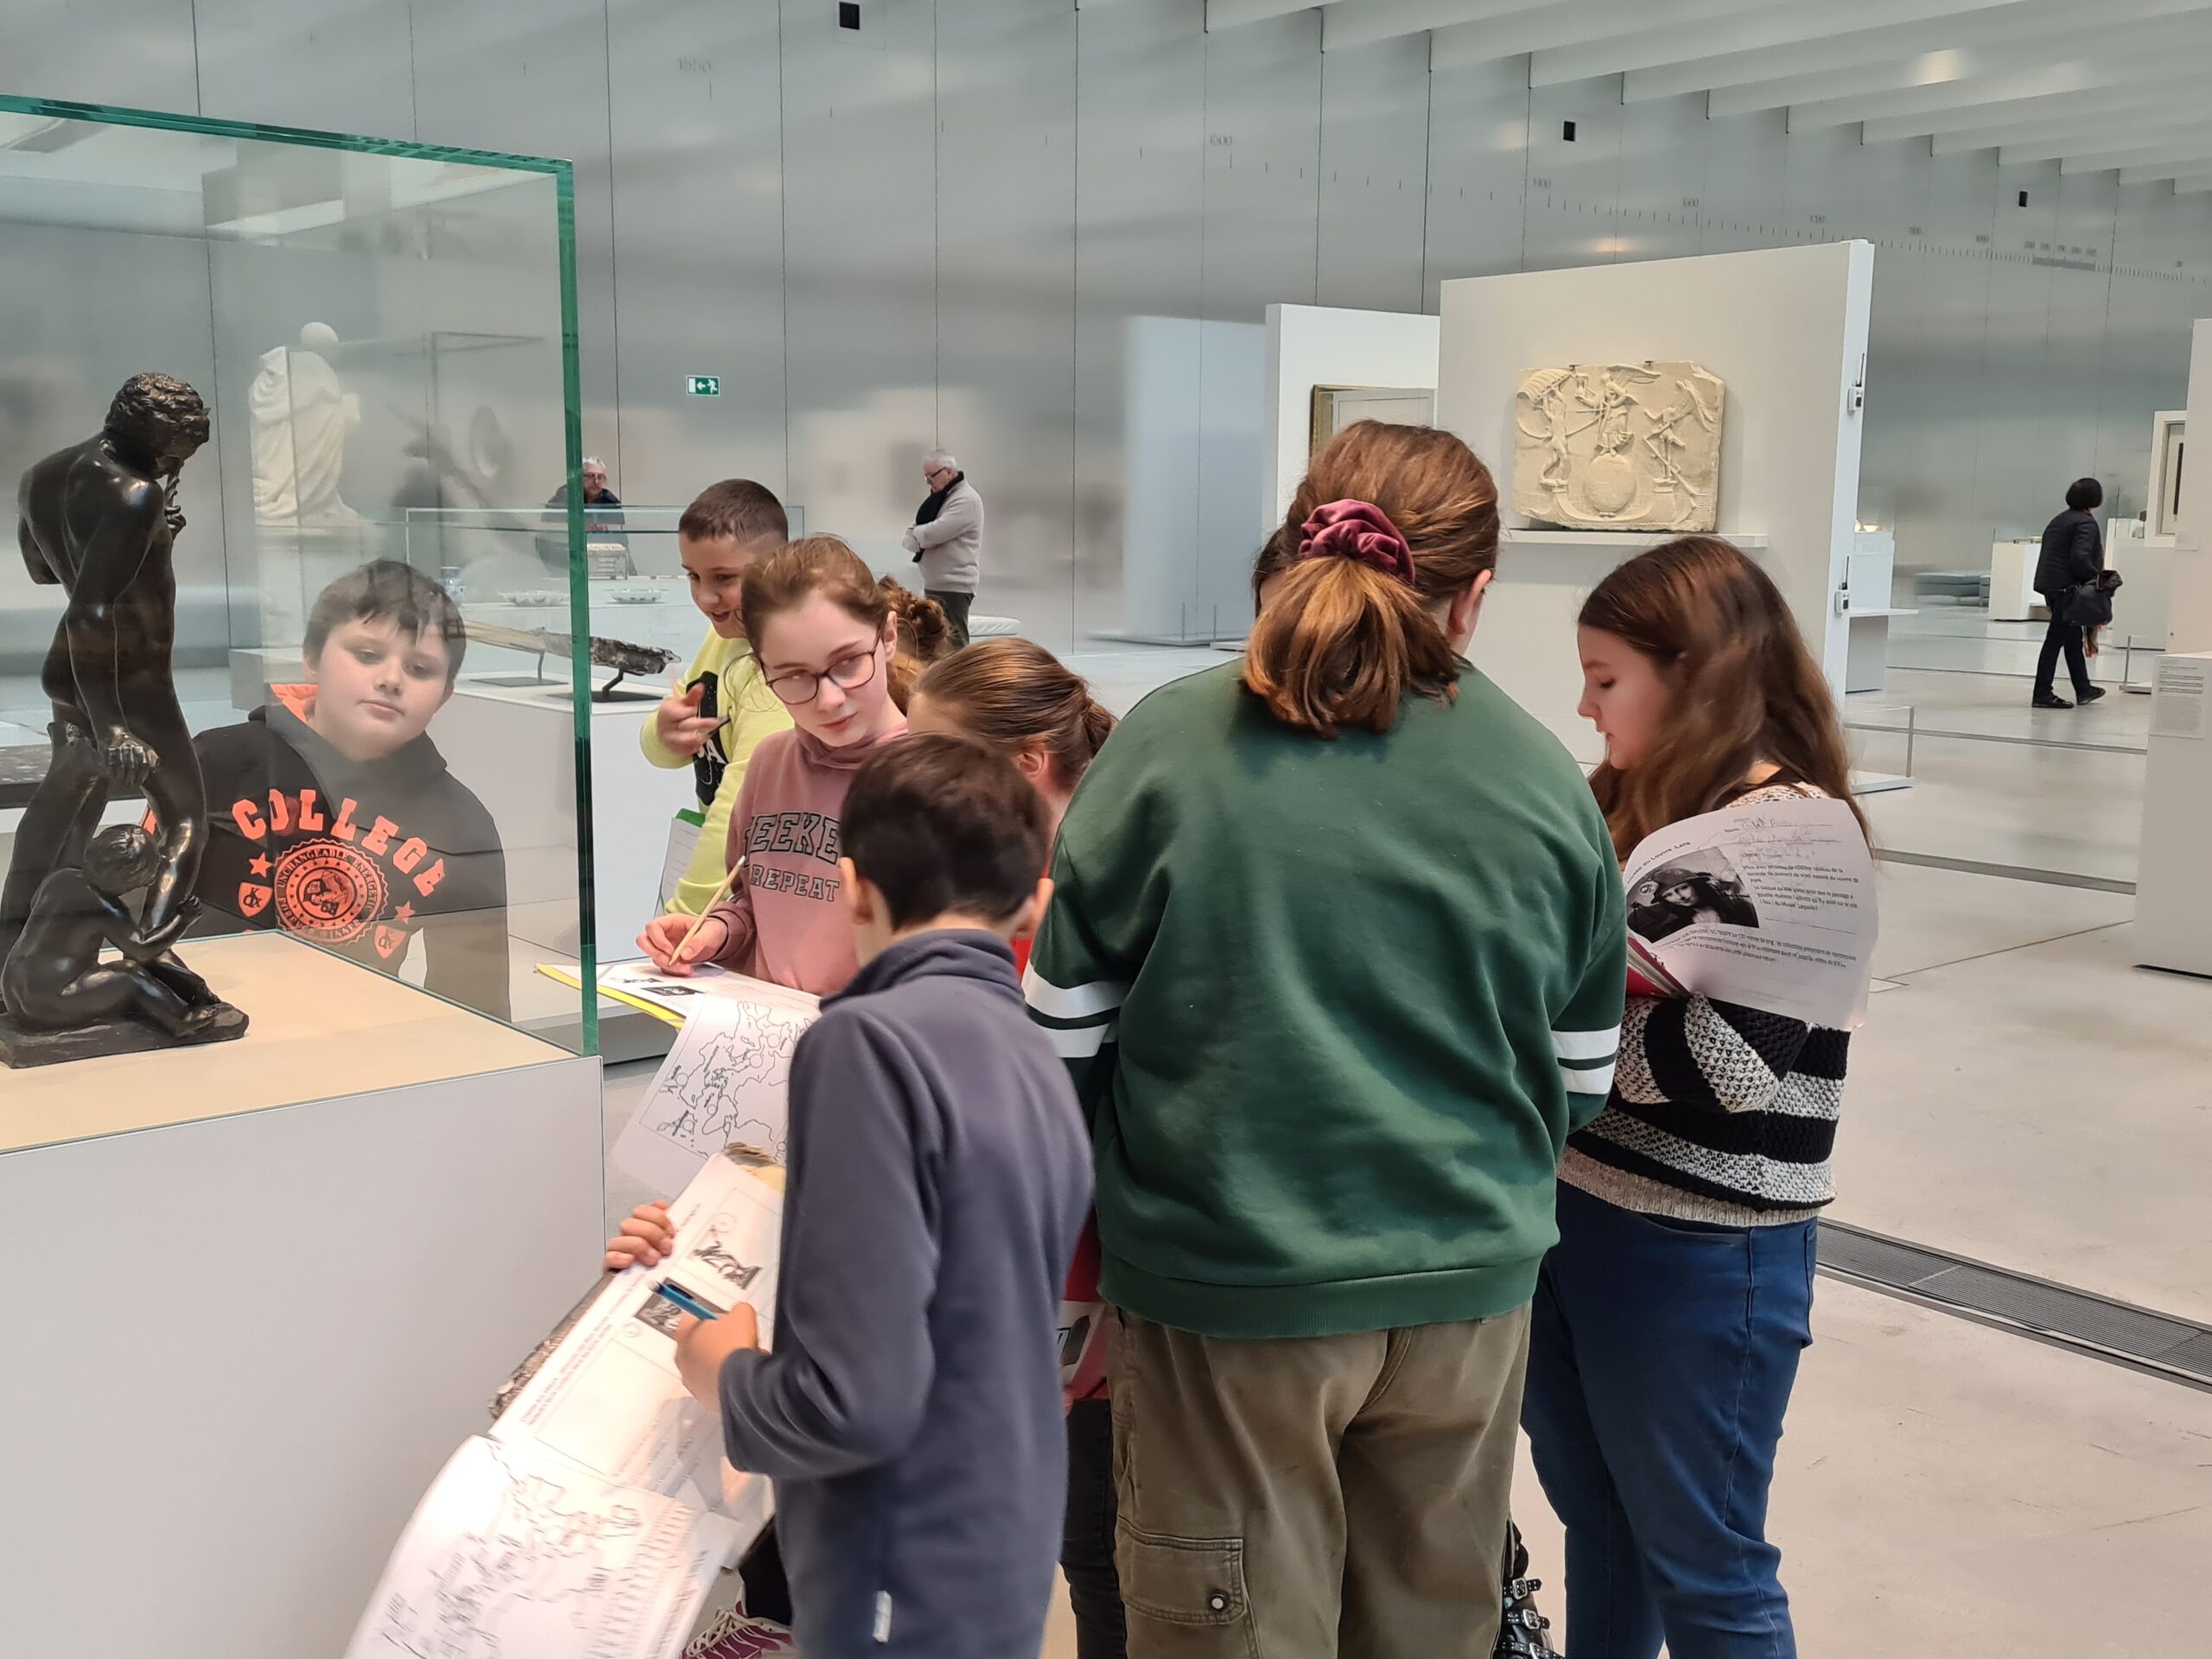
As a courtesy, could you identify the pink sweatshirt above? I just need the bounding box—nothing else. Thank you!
[701,717,908,995]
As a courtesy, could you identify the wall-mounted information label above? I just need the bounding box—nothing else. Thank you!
[686,375,721,397]
[2150,656,2210,741]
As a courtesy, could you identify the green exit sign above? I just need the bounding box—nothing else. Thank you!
[686,374,721,397]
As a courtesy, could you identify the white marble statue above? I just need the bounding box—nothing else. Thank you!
[1514,361,1726,533]
[250,321,362,526]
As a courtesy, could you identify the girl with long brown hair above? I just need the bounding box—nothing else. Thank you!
[1024,421,1627,1658]
[1522,536,1872,1659]
[634,535,908,995]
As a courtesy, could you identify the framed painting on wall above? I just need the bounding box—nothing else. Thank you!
[1309,385,1435,457]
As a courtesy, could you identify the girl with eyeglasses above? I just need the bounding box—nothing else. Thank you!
[636,535,909,995]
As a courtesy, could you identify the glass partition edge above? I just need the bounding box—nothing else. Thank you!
[0,92,570,174]
[554,157,598,1057]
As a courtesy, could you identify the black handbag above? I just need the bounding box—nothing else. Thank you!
[2063,569,2122,629]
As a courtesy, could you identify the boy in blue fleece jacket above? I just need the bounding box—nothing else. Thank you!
[661,734,1091,1658]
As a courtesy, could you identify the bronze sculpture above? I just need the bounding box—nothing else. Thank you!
[1,826,243,1045]
[1,373,248,1064]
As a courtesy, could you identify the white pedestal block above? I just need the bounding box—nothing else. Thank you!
[2135,651,2212,977]
[438,673,671,961]
[1989,540,2042,621]
[2104,524,2173,658]
[0,934,605,1659]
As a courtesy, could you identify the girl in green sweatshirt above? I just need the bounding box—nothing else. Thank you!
[1026,422,1624,1659]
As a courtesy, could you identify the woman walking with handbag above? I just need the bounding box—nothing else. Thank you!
[2031,477,2107,710]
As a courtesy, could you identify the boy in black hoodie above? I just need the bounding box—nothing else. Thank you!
[610,735,1091,1658]
[190,561,511,1018]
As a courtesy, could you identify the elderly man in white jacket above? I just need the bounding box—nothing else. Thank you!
[902,450,985,648]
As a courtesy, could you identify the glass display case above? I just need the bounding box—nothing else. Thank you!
[0,93,599,1132]
[398,503,807,671]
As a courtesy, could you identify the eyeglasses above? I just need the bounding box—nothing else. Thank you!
[766,645,880,706]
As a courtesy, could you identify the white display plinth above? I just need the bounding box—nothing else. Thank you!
[2135,652,2212,977]
[2105,520,2173,664]
[2164,321,2212,656]
[438,673,668,962]
[1989,539,2042,622]
[1435,242,1875,764]
[1844,531,1910,694]
[0,933,605,1659]
[1116,315,1265,643]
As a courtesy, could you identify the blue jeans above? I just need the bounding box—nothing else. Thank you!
[1522,1182,1815,1659]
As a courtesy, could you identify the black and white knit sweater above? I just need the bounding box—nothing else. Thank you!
[1561,784,1853,1228]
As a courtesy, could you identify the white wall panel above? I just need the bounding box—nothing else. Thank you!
[191,0,417,137]
[1523,76,1625,271]
[13,0,2212,607]
[936,0,1079,644]
[1317,35,1432,314]
[603,0,790,511]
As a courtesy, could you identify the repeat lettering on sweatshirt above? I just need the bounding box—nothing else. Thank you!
[744,810,843,904]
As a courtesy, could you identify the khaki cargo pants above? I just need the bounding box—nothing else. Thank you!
[1109,1304,1530,1659]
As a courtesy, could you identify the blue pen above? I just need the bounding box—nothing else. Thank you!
[654,1279,720,1322]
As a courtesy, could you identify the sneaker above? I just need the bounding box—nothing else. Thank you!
[1497,1573,1560,1657]
[2077,685,2107,704]
[2032,693,2073,709]
[686,1603,796,1658]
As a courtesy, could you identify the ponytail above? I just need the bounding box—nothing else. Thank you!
[1243,558,1459,738]
[1243,423,1502,738]
[916,637,1117,788]
[877,576,953,711]
[1077,695,1116,764]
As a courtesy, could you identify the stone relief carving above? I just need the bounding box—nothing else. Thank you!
[1513,361,1726,533]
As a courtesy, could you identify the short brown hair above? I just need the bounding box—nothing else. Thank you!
[1580,536,1866,856]
[679,478,788,548]
[305,560,467,684]
[1243,421,1501,738]
[842,735,1050,929]
[739,536,890,645]
[917,639,1116,790]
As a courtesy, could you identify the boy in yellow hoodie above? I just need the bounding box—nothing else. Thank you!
[642,480,795,916]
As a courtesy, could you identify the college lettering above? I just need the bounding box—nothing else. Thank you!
[227,789,450,899]
[744,810,842,868]
[748,861,841,903]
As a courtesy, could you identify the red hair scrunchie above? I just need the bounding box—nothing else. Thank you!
[1297,499,1416,587]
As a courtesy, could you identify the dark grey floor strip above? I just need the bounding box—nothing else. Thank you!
[1872,847,2137,895]
[1847,721,2148,756]
[1819,1222,2212,1394]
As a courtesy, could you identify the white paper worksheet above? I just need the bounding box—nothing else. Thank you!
[1624,794,1878,1031]
[490,1152,785,1534]
[350,1151,786,1657]
[345,1434,742,1659]
[610,986,819,1192]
